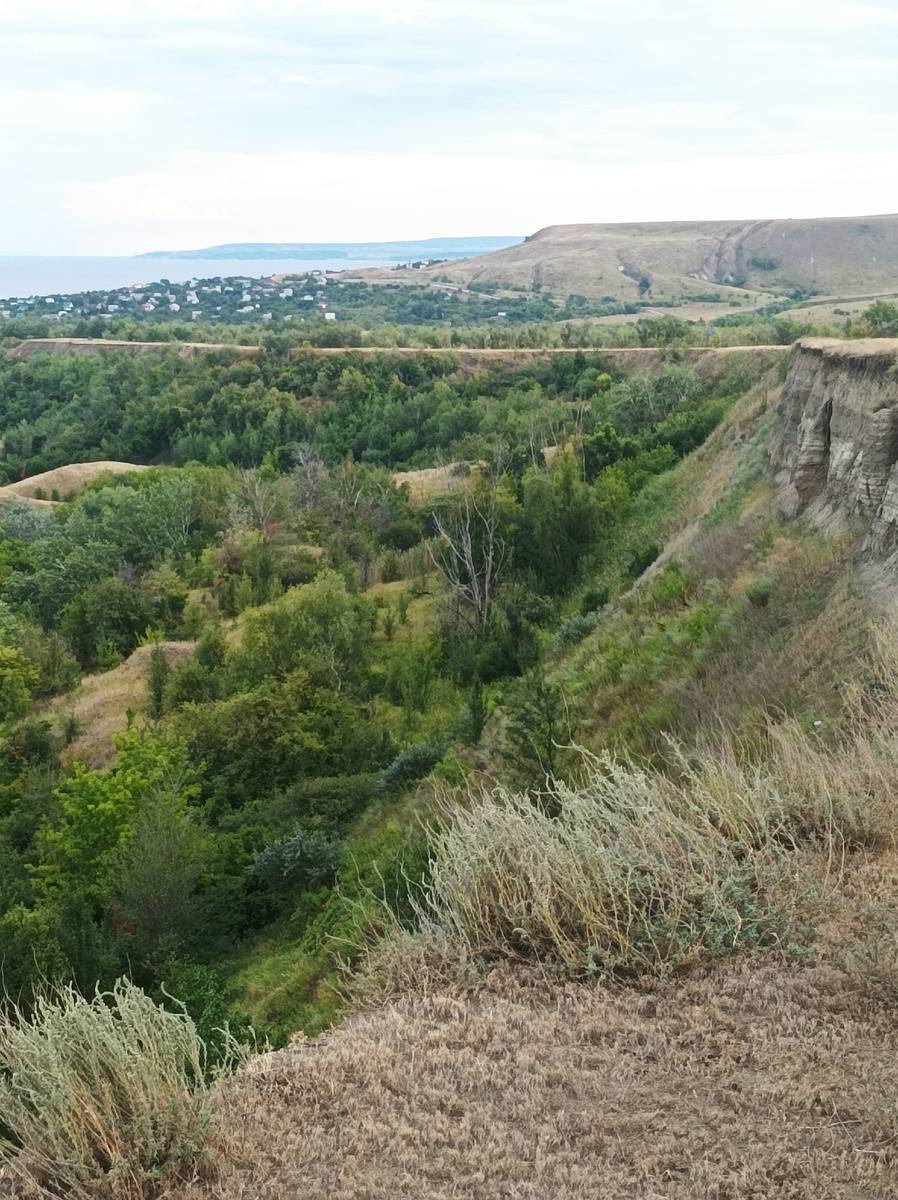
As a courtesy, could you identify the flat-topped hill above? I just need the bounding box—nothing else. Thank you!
[407,215,898,302]
[4,338,261,362]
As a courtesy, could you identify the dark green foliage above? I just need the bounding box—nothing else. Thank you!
[748,254,778,271]
[863,300,898,337]
[147,643,170,719]
[379,551,402,583]
[581,586,610,615]
[161,964,253,1070]
[463,677,488,745]
[502,667,577,787]
[164,659,219,710]
[627,545,661,580]
[251,827,344,893]
[175,672,391,808]
[0,341,747,1039]
[276,774,379,831]
[554,611,600,650]
[60,579,154,669]
[379,743,444,794]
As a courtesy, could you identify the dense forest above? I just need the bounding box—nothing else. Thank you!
[0,341,769,1040]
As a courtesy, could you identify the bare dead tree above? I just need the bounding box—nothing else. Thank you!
[291,443,330,513]
[228,468,285,533]
[432,478,507,632]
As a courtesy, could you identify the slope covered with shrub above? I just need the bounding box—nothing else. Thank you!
[0,346,767,1041]
[4,331,898,1196]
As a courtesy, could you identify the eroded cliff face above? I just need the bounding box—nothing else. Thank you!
[769,338,898,559]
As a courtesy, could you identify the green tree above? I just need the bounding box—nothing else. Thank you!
[60,578,154,669]
[114,788,208,972]
[0,645,39,720]
[37,732,199,902]
[502,667,577,789]
[235,569,375,690]
[863,300,898,337]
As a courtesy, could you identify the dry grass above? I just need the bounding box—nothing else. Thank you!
[47,642,195,769]
[393,462,470,503]
[409,215,898,302]
[368,635,898,986]
[0,981,215,1200]
[173,960,898,1200]
[403,756,796,978]
[0,461,147,502]
[5,341,259,364]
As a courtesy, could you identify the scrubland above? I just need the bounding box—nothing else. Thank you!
[3,339,898,1197]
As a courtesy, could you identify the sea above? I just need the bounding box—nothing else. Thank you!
[0,257,397,301]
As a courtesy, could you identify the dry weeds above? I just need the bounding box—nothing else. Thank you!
[174,960,898,1200]
[0,982,215,1200]
[393,462,470,503]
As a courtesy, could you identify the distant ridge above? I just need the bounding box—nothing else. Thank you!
[138,237,523,262]
[409,215,898,301]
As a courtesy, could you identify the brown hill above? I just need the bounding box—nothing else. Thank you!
[405,215,898,303]
[47,641,195,769]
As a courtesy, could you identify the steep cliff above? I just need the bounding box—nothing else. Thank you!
[769,338,898,560]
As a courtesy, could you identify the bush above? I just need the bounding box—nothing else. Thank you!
[61,579,155,670]
[379,743,444,794]
[251,827,344,893]
[416,754,793,978]
[580,586,609,616]
[0,500,53,544]
[627,544,660,580]
[746,578,772,608]
[0,980,217,1199]
[278,773,379,829]
[554,611,599,650]
[163,659,218,711]
[379,551,402,583]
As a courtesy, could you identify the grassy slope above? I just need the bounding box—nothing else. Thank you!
[165,366,898,1199]
[549,375,871,758]
[407,215,898,302]
[222,365,871,1038]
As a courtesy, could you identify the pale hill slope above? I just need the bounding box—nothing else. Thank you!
[46,641,194,769]
[411,214,898,301]
[0,461,148,502]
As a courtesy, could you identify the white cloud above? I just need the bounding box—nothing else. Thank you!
[48,149,898,254]
[1,0,897,252]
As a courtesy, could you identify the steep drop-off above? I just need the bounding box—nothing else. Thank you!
[770,337,898,562]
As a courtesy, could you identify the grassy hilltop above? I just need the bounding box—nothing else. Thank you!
[1,331,898,1197]
[401,214,898,298]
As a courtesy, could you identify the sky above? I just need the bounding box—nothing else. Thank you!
[3,0,898,255]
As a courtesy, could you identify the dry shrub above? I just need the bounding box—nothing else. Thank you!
[411,755,797,978]
[0,981,216,1200]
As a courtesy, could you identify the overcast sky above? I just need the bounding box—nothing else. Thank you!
[3,0,898,254]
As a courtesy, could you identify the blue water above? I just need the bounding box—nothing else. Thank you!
[0,257,397,300]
